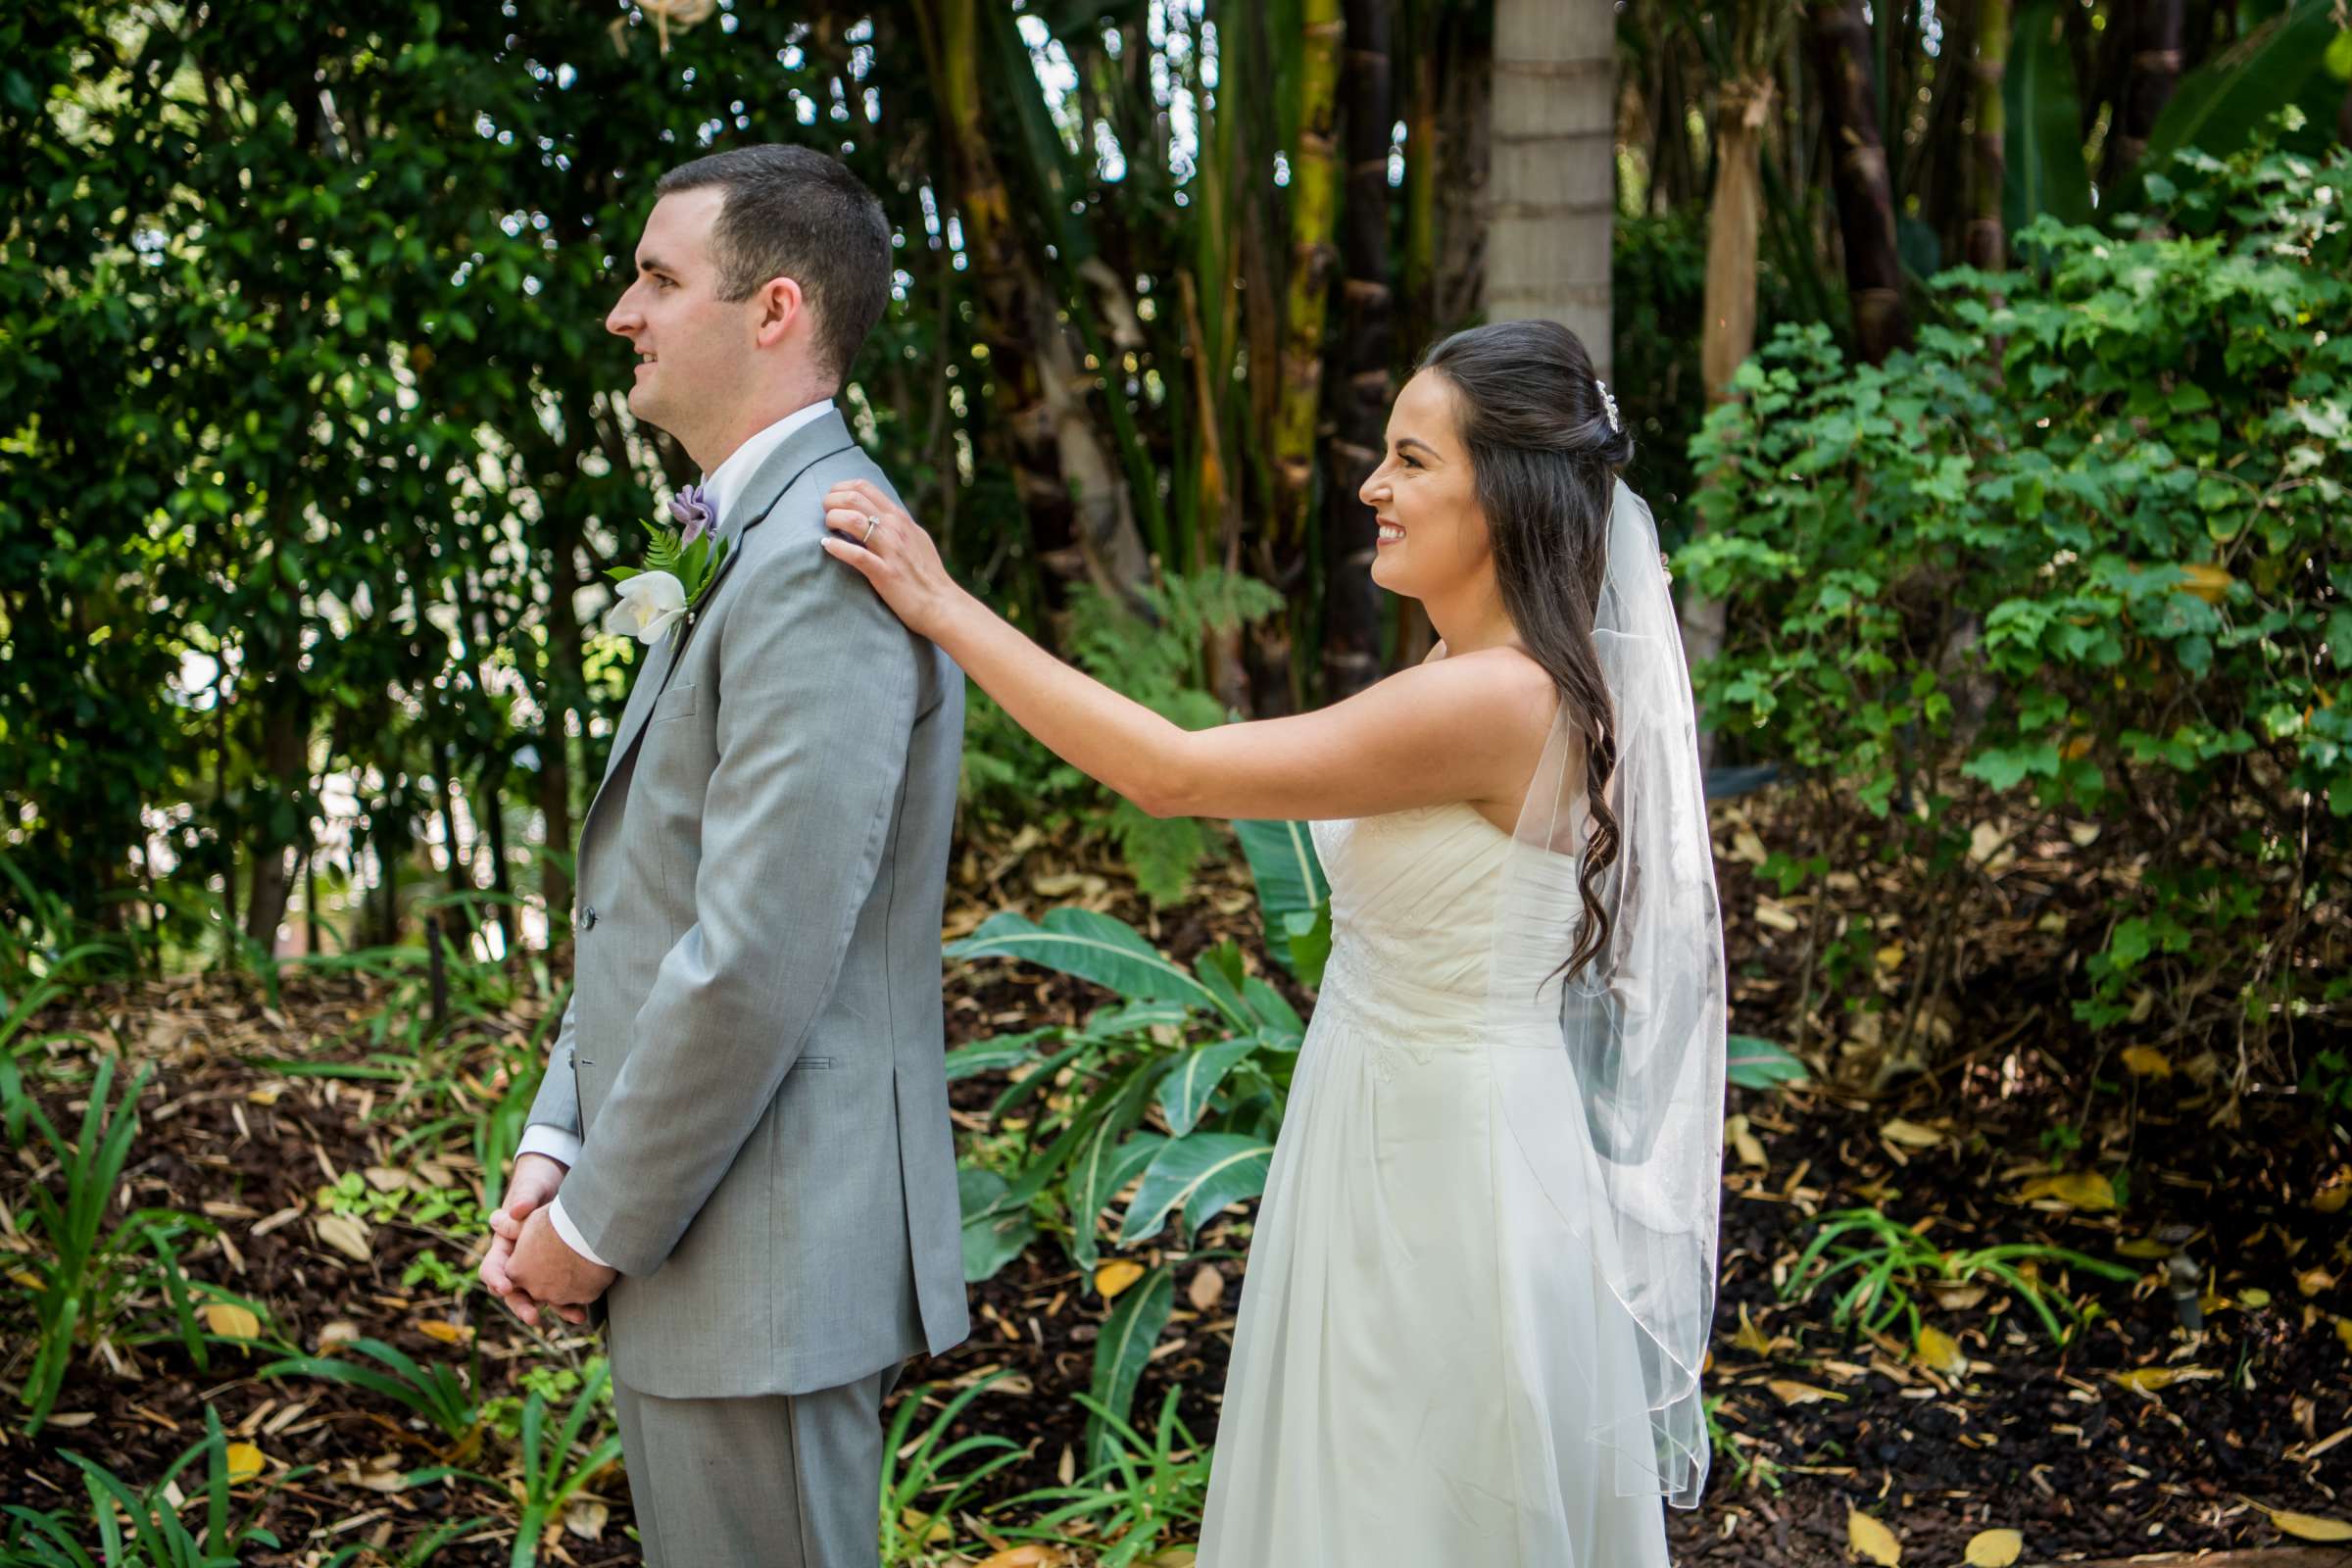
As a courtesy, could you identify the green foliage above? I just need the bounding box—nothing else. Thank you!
[2004,1,2094,236]
[1,1407,300,1567]
[1231,818,1334,987]
[945,915,1299,1275]
[877,1373,1028,1566]
[11,1056,226,1437]
[970,566,1281,906]
[506,1361,623,1568]
[1681,126,2351,1061]
[944,903,1302,1453]
[992,1389,1213,1565]
[1703,1392,1786,1495]
[1781,1206,2143,1347]
[257,1338,480,1446]
[1083,1265,1175,1473]
[1726,1035,1809,1092]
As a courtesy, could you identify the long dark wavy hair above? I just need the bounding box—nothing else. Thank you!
[1419,319,1633,979]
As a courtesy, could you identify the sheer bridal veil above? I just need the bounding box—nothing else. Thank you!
[1482,477,1727,1510]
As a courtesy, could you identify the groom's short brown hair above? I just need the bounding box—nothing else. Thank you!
[657,144,891,387]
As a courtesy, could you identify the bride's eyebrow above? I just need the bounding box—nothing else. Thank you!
[1396,437,1441,461]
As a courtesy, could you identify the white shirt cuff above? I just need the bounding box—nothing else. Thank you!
[515,1125,582,1169]
[548,1195,613,1272]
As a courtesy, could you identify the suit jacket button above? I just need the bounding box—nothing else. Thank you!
[580,906,599,931]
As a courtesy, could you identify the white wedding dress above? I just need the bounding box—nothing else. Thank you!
[1195,799,1677,1566]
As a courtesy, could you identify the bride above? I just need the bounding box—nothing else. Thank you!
[823,319,1726,1564]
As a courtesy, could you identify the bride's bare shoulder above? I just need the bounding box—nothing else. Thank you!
[1396,644,1558,745]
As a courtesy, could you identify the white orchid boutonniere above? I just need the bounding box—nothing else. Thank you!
[603,484,728,647]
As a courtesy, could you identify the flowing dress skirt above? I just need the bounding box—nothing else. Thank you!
[1194,950,1676,1567]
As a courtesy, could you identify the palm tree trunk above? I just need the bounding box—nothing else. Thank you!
[1246,0,1346,715]
[1321,0,1395,702]
[1270,0,1346,551]
[2104,0,2186,182]
[1810,0,1911,364]
[1681,70,1777,764]
[1699,79,1774,402]
[1486,0,1615,374]
[1968,0,2011,270]
[914,0,1150,606]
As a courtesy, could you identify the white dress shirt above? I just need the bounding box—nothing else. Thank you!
[514,396,839,1271]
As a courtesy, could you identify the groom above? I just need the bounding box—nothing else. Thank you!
[480,145,969,1566]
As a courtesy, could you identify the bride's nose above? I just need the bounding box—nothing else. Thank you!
[1358,464,1390,508]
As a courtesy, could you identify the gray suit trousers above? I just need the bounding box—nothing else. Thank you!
[614,1362,903,1568]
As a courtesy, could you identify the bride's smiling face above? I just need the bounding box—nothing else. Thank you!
[1359,370,1490,603]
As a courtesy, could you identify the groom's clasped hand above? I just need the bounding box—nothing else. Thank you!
[477,1151,608,1328]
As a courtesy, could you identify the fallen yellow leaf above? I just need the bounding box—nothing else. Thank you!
[1846,1508,1902,1564]
[899,1506,952,1546]
[1094,1260,1145,1300]
[2334,1316,2352,1355]
[2312,1167,2350,1214]
[1879,1118,1944,1149]
[1964,1528,2024,1567]
[2114,1238,2173,1259]
[1914,1324,1966,1376]
[9,1269,46,1292]
[202,1303,262,1340]
[222,1443,265,1485]
[2016,1170,2117,1210]
[2297,1266,2337,1298]
[416,1319,472,1346]
[1768,1379,1846,1406]
[247,1084,285,1106]
[1733,1302,1773,1356]
[976,1547,1074,1568]
[2242,1498,2352,1543]
[2110,1365,2214,1393]
[2118,1045,2173,1078]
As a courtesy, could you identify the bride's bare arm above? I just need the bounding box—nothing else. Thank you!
[821,479,1554,823]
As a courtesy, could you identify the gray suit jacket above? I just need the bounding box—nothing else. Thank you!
[525,410,969,1397]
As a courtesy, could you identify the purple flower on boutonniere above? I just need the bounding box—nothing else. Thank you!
[668,482,715,547]
[605,483,730,650]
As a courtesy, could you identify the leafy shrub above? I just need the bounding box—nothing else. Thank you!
[944,808,1330,1458]
[2,1406,302,1566]
[10,1057,239,1436]
[1680,127,2350,1079]
[958,566,1282,906]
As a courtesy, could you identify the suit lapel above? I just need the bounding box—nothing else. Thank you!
[581,410,858,838]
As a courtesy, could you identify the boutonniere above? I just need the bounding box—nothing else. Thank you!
[603,484,728,647]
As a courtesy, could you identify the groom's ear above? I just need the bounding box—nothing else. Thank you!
[751,275,808,348]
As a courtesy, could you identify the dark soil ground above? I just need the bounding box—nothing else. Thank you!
[3,808,2347,1566]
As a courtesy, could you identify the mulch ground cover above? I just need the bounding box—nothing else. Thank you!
[3,809,2347,1566]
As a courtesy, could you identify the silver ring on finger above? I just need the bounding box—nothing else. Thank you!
[861,514,880,545]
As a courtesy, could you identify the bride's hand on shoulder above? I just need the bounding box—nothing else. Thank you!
[821,478,964,639]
